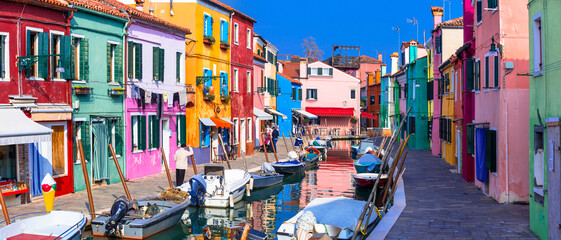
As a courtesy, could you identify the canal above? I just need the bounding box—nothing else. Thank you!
[89,140,366,239]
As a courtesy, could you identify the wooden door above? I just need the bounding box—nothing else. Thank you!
[547,119,561,239]
[51,125,65,176]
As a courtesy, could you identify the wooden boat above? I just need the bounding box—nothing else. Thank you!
[179,165,251,208]
[91,196,190,239]
[251,172,284,189]
[351,173,388,187]
[353,154,382,173]
[0,211,87,240]
[271,161,305,174]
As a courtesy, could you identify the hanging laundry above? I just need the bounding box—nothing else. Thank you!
[151,93,158,104]
[475,127,488,183]
[173,92,180,107]
[139,88,146,109]
[165,93,173,108]
[145,90,152,104]
[157,94,163,120]
[179,90,187,107]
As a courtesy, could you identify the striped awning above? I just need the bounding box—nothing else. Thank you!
[212,117,232,128]
[0,109,53,145]
[293,109,318,119]
[361,112,377,119]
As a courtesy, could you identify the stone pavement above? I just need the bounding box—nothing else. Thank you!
[384,148,537,240]
[0,139,293,222]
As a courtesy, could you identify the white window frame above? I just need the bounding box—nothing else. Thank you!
[233,68,239,92]
[234,23,239,45]
[74,119,84,164]
[233,118,239,144]
[50,30,65,81]
[307,88,317,100]
[0,32,9,82]
[533,12,543,77]
[246,28,251,49]
[26,27,43,81]
[310,67,318,76]
[220,18,228,43]
[247,117,252,142]
[203,13,211,37]
[108,41,117,83]
[246,71,251,93]
[131,113,143,153]
[42,122,68,178]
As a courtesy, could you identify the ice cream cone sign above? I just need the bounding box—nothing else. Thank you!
[41,173,56,212]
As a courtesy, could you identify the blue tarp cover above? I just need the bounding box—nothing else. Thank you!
[476,128,488,183]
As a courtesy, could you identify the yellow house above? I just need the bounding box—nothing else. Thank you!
[133,0,232,162]
[439,55,456,166]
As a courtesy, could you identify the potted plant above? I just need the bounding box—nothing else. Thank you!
[220,95,231,102]
[220,41,230,49]
[203,93,215,101]
[203,35,215,45]
[350,116,358,124]
[74,85,91,95]
[110,87,124,96]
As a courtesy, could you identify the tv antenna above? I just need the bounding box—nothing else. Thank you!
[406,17,419,41]
[392,26,401,48]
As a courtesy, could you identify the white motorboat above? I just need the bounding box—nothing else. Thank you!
[179,165,251,208]
[0,211,87,240]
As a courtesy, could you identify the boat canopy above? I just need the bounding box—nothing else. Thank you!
[0,109,53,146]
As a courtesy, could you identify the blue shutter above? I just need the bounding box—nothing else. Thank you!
[204,15,208,36]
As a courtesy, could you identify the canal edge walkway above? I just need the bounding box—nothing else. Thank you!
[367,176,406,240]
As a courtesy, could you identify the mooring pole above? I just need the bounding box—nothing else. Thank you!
[78,139,95,219]
[109,144,132,200]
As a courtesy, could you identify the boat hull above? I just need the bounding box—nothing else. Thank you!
[351,173,388,187]
[0,211,87,240]
[251,173,284,189]
[272,161,305,174]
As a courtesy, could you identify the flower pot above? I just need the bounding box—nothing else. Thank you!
[74,87,91,95]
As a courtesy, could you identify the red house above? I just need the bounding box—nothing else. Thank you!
[230,8,256,157]
[0,0,74,198]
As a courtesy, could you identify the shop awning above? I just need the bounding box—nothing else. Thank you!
[212,117,232,128]
[361,111,377,119]
[253,108,273,121]
[0,109,53,146]
[306,107,355,117]
[221,118,234,125]
[265,107,287,119]
[199,118,216,127]
[293,109,318,119]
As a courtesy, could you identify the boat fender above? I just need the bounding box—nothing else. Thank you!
[229,193,234,208]
[246,184,251,197]
[249,178,254,191]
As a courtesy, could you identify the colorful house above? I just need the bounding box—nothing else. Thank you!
[255,34,282,123]
[430,7,464,157]
[393,68,406,137]
[528,0,561,238]
[252,34,274,147]
[405,55,430,150]
[134,0,233,163]
[438,56,457,166]
[366,71,382,128]
[116,2,191,180]
[381,53,400,131]
[230,9,256,157]
[471,0,529,203]
[276,71,304,138]
[0,0,74,204]
[69,0,128,192]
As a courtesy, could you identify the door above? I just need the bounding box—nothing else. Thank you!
[456,128,462,173]
[240,119,246,154]
[162,118,170,170]
[51,126,66,177]
[546,119,561,239]
[92,123,108,182]
[211,127,219,161]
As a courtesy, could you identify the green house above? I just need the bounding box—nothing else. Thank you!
[69,2,128,192]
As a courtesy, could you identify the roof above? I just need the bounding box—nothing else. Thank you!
[278,72,301,85]
[6,0,74,11]
[278,60,300,79]
[359,55,385,64]
[70,0,128,19]
[439,54,457,71]
[253,53,267,63]
[203,0,256,23]
[401,40,426,50]
[107,0,191,34]
[438,17,463,27]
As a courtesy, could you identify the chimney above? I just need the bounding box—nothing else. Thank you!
[135,0,145,11]
[409,41,418,63]
[367,72,374,86]
[299,58,308,79]
[375,70,381,84]
[291,55,299,63]
[390,52,399,74]
[381,65,387,76]
[431,7,443,30]
[378,53,383,61]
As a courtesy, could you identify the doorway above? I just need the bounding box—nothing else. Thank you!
[92,122,108,183]
[162,118,170,170]
[240,119,246,155]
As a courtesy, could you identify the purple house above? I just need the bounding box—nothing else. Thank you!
[118,3,192,180]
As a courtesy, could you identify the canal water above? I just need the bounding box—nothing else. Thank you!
[90,140,367,239]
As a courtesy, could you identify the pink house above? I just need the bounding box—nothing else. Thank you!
[301,61,361,136]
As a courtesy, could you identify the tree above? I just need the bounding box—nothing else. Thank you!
[301,37,324,61]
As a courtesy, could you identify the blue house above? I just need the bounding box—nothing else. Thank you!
[276,72,303,137]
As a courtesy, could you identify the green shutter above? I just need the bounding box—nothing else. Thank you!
[291,87,296,100]
[307,67,311,75]
[153,47,159,81]
[485,56,489,88]
[318,68,322,75]
[154,117,160,148]
[50,35,56,78]
[128,41,133,79]
[116,119,123,155]
[131,116,135,150]
[26,31,31,77]
[107,43,112,82]
[0,36,5,79]
[176,52,181,83]
[477,0,482,22]
[466,59,474,90]
[488,0,497,8]
[139,115,146,150]
[298,88,302,100]
[178,115,187,146]
[115,44,123,83]
[494,56,499,87]
[485,129,497,172]
[82,121,91,162]
[68,37,75,80]
[159,48,164,82]
[38,32,49,79]
[329,68,333,75]
[79,38,89,81]
[136,44,143,79]
[467,125,475,154]
[475,61,480,90]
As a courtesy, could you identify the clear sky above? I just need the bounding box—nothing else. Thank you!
[221,0,463,65]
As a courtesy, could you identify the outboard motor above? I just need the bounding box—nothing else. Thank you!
[104,196,134,236]
[188,174,207,207]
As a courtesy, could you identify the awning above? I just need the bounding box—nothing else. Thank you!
[361,111,377,119]
[265,107,287,119]
[293,109,318,119]
[199,118,216,127]
[211,117,232,128]
[221,118,234,125]
[253,108,273,120]
[0,109,53,145]
[306,107,354,117]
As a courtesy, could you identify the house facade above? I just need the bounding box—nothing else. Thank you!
[276,72,303,138]
[439,56,457,166]
[405,56,430,150]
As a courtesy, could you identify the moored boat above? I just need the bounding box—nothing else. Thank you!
[351,173,388,187]
[251,172,284,189]
[353,154,382,173]
[0,211,87,240]
[271,161,305,174]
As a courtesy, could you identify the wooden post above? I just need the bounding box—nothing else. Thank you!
[109,144,132,201]
[160,149,174,189]
[382,151,408,212]
[379,137,409,206]
[271,135,279,163]
[262,133,270,163]
[383,167,406,213]
[217,134,232,169]
[77,139,95,219]
[287,132,296,151]
[190,155,198,175]
[0,191,10,225]
[281,133,290,153]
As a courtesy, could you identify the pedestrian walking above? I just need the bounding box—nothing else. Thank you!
[272,125,279,152]
[174,144,193,186]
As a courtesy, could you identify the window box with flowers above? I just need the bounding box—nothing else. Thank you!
[220,95,231,102]
[220,41,230,50]
[204,93,215,101]
[74,86,92,95]
[203,35,215,45]
[109,87,125,96]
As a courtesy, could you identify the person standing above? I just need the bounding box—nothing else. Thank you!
[174,144,193,186]
[272,125,280,152]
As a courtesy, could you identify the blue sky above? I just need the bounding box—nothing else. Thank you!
[221,0,463,65]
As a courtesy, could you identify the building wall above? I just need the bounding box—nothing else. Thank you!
[441,63,456,166]
[406,57,430,150]
[277,73,301,137]
[453,59,464,172]
[461,0,476,183]
[252,60,266,146]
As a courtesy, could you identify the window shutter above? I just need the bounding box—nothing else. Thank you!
[0,36,4,78]
[176,52,181,82]
[159,48,164,81]
[38,32,49,79]
[67,37,75,80]
[291,87,295,100]
[318,68,323,75]
[136,44,142,79]
[154,117,160,149]
[488,0,497,9]
[131,116,135,150]
[477,0,482,22]
[115,44,123,83]
[485,56,489,88]
[467,125,475,154]
[466,59,474,90]
[485,129,497,172]
[139,115,146,150]
[427,81,433,101]
[204,15,208,36]
[107,43,112,82]
[82,121,90,162]
[50,35,56,78]
[26,31,31,78]
[494,56,499,87]
[307,67,311,75]
[79,38,89,81]
[329,68,333,75]
[210,17,214,37]
[298,88,302,100]
[475,61,480,90]
[128,41,133,78]
[180,115,186,145]
[116,119,123,154]
[153,47,159,81]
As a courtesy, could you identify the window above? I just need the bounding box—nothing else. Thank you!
[0,146,17,180]
[220,19,228,43]
[127,41,142,80]
[246,29,251,49]
[73,121,83,163]
[267,51,274,64]
[203,68,212,90]
[494,55,499,88]
[233,68,239,92]
[131,115,146,151]
[247,118,252,142]
[298,88,302,101]
[50,33,62,79]
[466,125,475,154]
[233,118,239,143]
[409,116,416,134]
[306,88,317,100]
[234,23,239,45]
[107,42,122,83]
[247,71,251,93]
[27,29,49,79]
[488,0,497,9]
[475,60,481,90]
[152,46,164,82]
[0,33,9,81]
[370,95,375,105]
[148,115,160,149]
[466,59,474,90]
[477,0,482,23]
[350,89,356,100]
[220,71,228,96]
[484,56,489,88]
[199,122,210,147]
[533,15,543,75]
[204,13,213,37]
[176,52,181,83]
[435,36,442,54]
[291,87,296,100]
[71,37,91,81]
[176,115,186,146]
